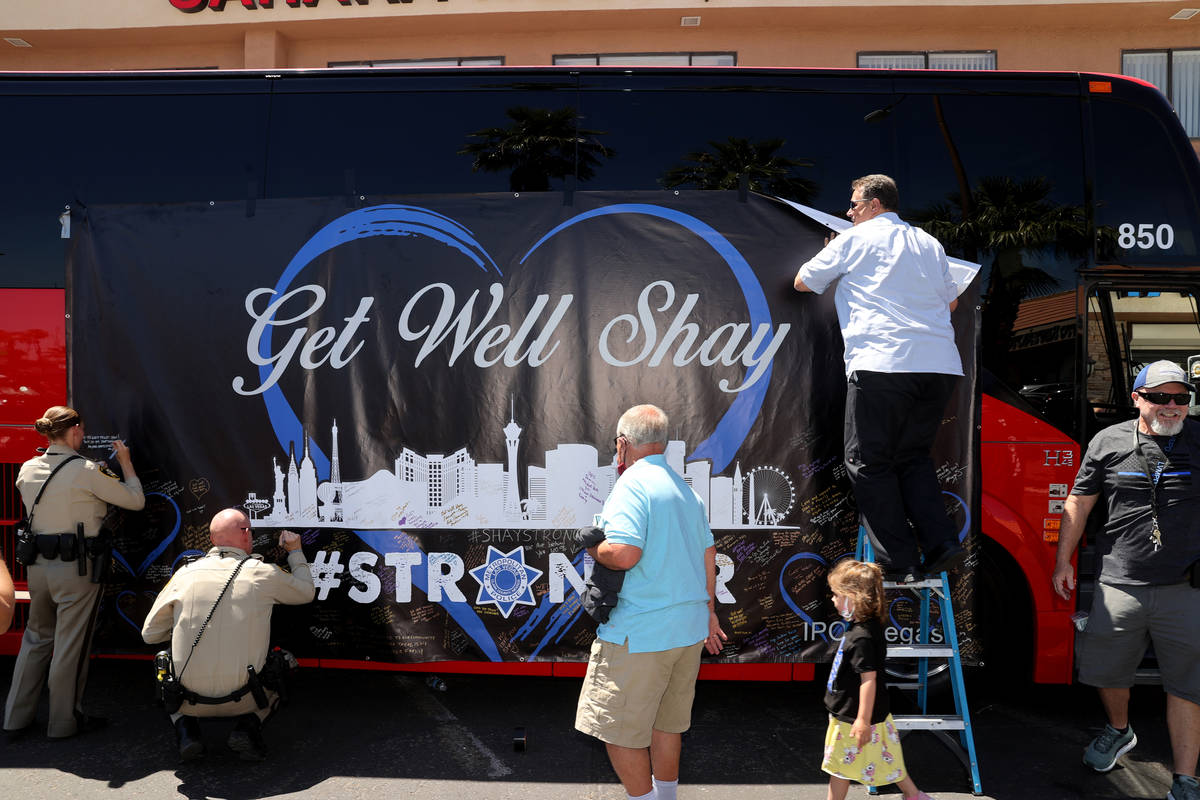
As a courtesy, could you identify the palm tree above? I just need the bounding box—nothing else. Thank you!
[459,106,614,192]
[914,176,1090,380]
[659,137,817,201]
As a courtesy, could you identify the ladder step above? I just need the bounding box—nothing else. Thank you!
[882,578,944,589]
[887,644,955,658]
[892,714,966,731]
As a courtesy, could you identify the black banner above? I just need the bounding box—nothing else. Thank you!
[69,191,978,664]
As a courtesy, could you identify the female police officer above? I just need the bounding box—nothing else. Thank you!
[4,405,145,739]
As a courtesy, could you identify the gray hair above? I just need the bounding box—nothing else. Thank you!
[617,404,668,447]
[851,174,898,211]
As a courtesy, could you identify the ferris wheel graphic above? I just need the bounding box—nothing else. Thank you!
[742,466,796,526]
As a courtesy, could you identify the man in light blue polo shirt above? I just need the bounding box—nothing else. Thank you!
[575,404,726,800]
[794,174,965,583]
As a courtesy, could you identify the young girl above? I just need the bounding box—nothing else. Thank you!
[822,559,935,800]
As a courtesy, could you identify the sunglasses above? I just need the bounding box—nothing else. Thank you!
[1136,391,1191,406]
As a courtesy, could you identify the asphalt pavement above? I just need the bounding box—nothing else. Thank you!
[0,656,1178,800]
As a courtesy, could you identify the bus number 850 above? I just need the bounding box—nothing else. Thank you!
[1118,223,1174,250]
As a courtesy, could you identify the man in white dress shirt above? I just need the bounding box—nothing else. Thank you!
[794,174,965,582]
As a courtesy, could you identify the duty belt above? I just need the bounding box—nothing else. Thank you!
[32,530,83,563]
[179,663,271,710]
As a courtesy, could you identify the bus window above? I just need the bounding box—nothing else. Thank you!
[1084,286,1200,440]
[0,81,270,289]
[1093,96,1200,267]
[890,91,1088,438]
[576,78,895,204]
[265,74,579,197]
[263,71,900,206]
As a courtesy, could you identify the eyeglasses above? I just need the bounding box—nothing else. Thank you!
[613,434,628,448]
[849,197,869,207]
[1136,391,1191,406]
[238,526,252,531]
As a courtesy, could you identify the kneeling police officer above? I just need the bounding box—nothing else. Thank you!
[142,508,314,760]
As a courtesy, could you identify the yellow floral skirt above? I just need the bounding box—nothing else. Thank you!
[820,713,908,787]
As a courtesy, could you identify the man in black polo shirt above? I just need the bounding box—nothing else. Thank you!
[1053,360,1200,800]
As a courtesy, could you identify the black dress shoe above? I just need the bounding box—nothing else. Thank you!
[175,716,205,761]
[924,543,967,575]
[227,714,267,762]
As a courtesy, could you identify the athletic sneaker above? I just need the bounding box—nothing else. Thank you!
[1169,774,1200,800]
[1082,724,1137,772]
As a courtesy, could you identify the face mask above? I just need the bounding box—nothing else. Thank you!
[838,598,855,622]
[617,461,627,477]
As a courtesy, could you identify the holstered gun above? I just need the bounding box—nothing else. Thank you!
[86,529,113,584]
[76,523,87,577]
[246,664,269,710]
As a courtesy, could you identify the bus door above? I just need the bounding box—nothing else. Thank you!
[1077,279,1200,647]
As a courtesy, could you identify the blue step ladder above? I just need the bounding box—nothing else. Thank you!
[856,528,983,796]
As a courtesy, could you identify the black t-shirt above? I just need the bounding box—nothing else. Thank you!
[1072,418,1200,585]
[824,619,890,724]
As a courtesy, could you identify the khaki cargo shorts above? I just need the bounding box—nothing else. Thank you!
[574,637,704,749]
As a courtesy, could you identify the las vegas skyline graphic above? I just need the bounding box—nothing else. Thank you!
[244,403,795,530]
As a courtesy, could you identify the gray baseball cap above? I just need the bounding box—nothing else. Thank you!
[1132,360,1196,392]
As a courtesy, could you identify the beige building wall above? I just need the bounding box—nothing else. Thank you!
[2,1,1200,72]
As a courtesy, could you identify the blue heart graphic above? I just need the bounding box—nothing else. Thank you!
[108,493,186,636]
[110,491,181,578]
[778,551,831,642]
[115,589,160,635]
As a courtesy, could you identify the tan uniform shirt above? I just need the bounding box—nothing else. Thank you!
[140,546,314,715]
[16,444,145,535]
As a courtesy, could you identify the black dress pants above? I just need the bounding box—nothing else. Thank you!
[843,370,959,570]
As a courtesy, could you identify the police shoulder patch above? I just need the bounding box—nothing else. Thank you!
[98,463,120,480]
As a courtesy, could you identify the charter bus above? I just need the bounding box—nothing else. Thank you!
[1,67,1198,684]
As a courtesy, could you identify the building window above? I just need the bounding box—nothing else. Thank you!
[328,56,504,68]
[552,52,736,67]
[857,51,997,70]
[1122,49,1200,137]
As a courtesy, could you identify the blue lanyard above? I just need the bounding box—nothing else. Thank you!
[826,633,846,692]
